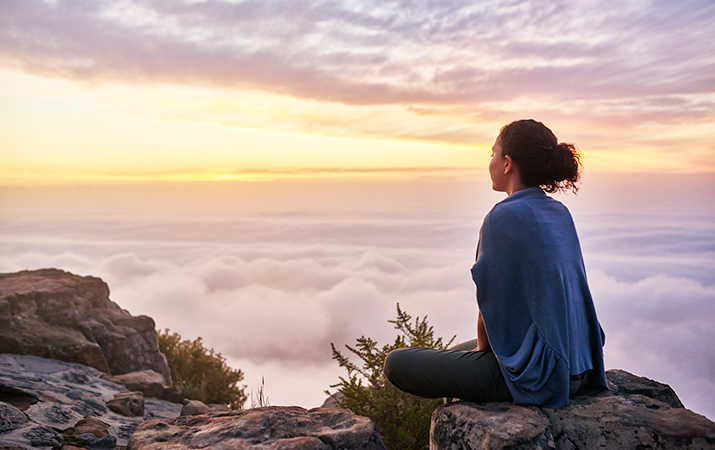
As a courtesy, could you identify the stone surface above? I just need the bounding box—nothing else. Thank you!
[102,370,185,404]
[25,401,83,430]
[0,403,27,433]
[0,424,64,450]
[180,399,213,416]
[127,406,387,450]
[62,416,116,448]
[431,370,715,450]
[544,393,715,450]
[0,354,182,449]
[605,368,684,408]
[431,402,555,450]
[0,269,171,383]
[107,392,145,417]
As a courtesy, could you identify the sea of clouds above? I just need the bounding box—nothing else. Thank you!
[1,174,713,419]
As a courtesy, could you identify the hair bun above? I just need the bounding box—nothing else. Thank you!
[498,120,582,193]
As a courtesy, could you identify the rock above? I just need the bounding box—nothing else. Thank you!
[543,394,715,450]
[321,392,343,409]
[605,368,684,408]
[0,403,27,433]
[107,392,145,417]
[207,404,230,413]
[62,416,116,448]
[69,416,110,438]
[0,424,64,450]
[180,399,213,416]
[0,269,171,383]
[102,370,185,404]
[431,402,555,450]
[430,370,715,450]
[128,406,387,450]
[0,354,182,449]
[25,402,83,430]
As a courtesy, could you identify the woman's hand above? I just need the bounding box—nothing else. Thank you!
[476,311,491,351]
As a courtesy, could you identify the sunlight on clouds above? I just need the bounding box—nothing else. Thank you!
[0,70,490,183]
[0,176,713,418]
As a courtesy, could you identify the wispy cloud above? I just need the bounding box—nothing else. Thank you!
[1,0,712,113]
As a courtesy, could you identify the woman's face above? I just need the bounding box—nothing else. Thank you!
[489,136,508,192]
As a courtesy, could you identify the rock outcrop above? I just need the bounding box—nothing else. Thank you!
[431,370,715,450]
[0,353,182,449]
[0,269,171,383]
[127,406,387,450]
[102,370,185,404]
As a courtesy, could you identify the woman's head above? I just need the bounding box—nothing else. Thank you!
[495,119,582,193]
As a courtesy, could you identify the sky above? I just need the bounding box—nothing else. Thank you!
[1,0,714,181]
[1,0,714,421]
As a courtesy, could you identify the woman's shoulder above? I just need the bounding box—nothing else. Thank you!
[488,188,547,218]
[486,188,573,231]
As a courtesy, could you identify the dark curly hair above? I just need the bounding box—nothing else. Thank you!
[498,119,582,193]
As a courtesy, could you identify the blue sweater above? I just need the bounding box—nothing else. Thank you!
[471,187,607,408]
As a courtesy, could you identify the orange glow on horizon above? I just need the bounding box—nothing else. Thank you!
[1,69,713,186]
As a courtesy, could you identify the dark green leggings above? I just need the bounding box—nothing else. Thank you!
[383,339,513,403]
[384,339,589,403]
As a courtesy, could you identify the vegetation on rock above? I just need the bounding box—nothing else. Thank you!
[329,304,455,450]
[158,329,248,409]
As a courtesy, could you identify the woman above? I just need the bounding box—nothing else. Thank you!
[384,119,607,408]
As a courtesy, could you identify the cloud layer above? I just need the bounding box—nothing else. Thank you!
[1,176,713,417]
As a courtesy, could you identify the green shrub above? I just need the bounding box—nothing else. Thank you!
[329,304,455,450]
[158,329,248,409]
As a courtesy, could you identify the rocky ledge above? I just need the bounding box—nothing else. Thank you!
[431,370,715,450]
[128,406,387,450]
[0,269,171,384]
[0,353,183,449]
[0,352,384,450]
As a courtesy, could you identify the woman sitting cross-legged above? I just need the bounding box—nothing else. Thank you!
[384,119,607,408]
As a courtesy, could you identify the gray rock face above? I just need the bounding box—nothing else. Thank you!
[102,370,185,404]
[0,403,27,433]
[0,269,171,383]
[430,370,715,450]
[432,402,555,450]
[0,354,182,449]
[128,406,387,450]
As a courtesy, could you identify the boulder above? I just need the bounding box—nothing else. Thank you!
[102,370,185,404]
[430,370,715,450]
[431,402,554,450]
[128,406,387,450]
[62,416,117,449]
[107,392,145,417]
[180,399,213,416]
[0,269,171,383]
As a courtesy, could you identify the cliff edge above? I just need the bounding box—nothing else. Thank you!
[0,268,171,384]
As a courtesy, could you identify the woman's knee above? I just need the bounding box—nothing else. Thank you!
[383,348,413,383]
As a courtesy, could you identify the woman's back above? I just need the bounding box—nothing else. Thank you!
[472,187,606,408]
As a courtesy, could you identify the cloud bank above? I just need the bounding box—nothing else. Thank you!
[1,176,713,417]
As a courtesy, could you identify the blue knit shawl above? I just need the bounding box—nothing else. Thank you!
[471,187,607,408]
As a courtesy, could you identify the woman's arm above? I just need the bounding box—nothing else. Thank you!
[476,310,491,351]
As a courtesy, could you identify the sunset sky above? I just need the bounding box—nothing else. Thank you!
[1,0,713,182]
[1,0,715,421]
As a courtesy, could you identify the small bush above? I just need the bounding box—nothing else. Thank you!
[158,329,247,409]
[329,304,455,450]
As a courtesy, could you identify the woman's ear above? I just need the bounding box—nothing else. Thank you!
[504,155,514,173]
